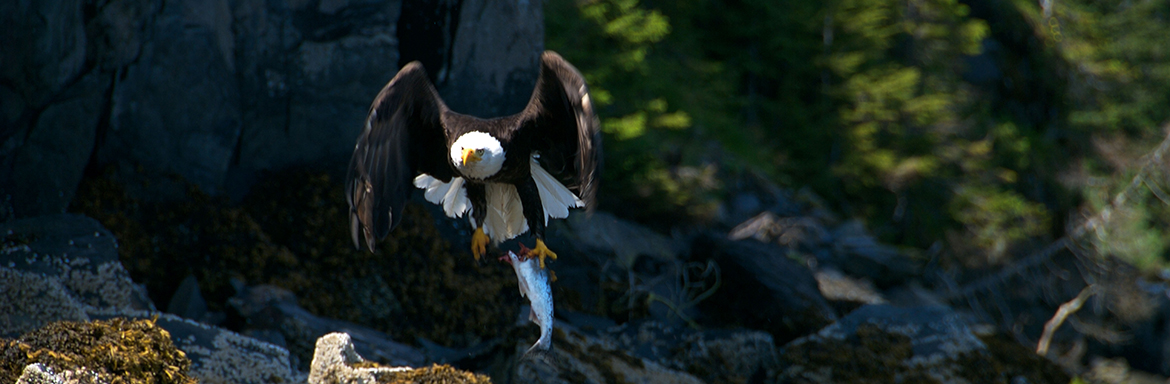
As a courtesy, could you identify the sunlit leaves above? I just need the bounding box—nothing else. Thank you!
[950,185,1050,262]
[604,112,647,140]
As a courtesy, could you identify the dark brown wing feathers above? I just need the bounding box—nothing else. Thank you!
[515,51,602,211]
[347,51,601,252]
[346,62,451,251]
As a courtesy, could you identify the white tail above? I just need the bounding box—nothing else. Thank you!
[483,183,528,243]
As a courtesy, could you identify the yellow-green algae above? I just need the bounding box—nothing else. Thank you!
[0,317,196,384]
[71,167,517,349]
[379,364,491,384]
[348,362,492,384]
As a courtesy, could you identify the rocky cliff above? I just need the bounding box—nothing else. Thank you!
[1,0,543,217]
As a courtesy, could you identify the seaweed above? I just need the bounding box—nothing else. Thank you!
[0,317,196,384]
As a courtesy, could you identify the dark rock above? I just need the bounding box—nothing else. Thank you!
[442,0,543,118]
[728,211,831,250]
[508,325,705,384]
[671,329,778,384]
[231,0,400,182]
[558,211,686,268]
[1085,279,1170,377]
[691,234,838,344]
[229,283,425,370]
[557,309,617,333]
[828,219,921,287]
[540,211,693,325]
[99,0,241,194]
[812,305,985,359]
[167,275,209,322]
[0,0,118,219]
[778,304,1069,384]
[5,0,547,211]
[602,320,780,384]
[86,0,158,71]
[5,72,110,218]
[0,85,23,138]
[0,0,87,110]
[718,172,806,228]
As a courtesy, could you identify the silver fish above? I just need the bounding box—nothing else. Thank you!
[503,250,553,355]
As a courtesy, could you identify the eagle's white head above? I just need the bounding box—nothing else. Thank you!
[451,131,505,180]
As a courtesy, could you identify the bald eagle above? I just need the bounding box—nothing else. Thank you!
[346,51,600,268]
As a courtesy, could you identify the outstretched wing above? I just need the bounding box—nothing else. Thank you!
[512,51,602,210]
[346,62,453,252]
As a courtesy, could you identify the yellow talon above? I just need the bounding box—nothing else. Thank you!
[471,227,489,261]
[527,239,558,269]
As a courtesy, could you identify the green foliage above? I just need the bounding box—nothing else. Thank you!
[547,0,1170,268]
[1010,0,1170,269]
[547,0,735,225]
[1039,0,1170,135]
[950,185,1050,261]
[1075,137,1170,270]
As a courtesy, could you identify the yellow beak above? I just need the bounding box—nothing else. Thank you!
[462,148,482,164]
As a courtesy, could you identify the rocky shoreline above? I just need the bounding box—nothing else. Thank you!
[4,0,1169,382]
[3,195,1155,383]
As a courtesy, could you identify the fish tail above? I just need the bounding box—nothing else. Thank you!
[522,340,554,362]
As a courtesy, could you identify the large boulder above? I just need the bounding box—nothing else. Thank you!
[0,0,87,111]
[691,234,838,344]
[0,214,303,384]
[230,0,401,183]
[0,0,108,219]
[778,304,1070,384]
[5,73,110,219]
[827,220,920,287]
[98,0,242,194]
[509,327,706,384]
[308,332,488,384]
[600,320,781,384]
[442,0,543,117]
[0,214,155,338]
[3,0,547,215]
[229,283,425,370]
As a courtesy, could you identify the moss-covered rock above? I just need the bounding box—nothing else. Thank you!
[776,304,1071,384]
[71,166,518,351]
[0,317,196,384]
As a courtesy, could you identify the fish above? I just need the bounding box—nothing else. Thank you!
[502,250,553,355]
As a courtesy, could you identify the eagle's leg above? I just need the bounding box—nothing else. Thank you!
[526,239,558,269]
[517,178,558,269]
[471,227,489,260]
[467,182,489,261]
